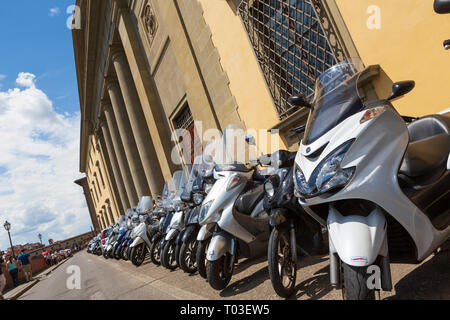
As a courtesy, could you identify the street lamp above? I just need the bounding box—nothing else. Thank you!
[3,220,15,259]
[38,233,42,245]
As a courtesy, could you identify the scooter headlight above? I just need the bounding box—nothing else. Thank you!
[295,140,355,198]
[264,175,280,199]
[193,193,204,205]
[199,201,220,225]
[264,181,275,198]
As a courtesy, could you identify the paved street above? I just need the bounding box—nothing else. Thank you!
[18,241,450,300]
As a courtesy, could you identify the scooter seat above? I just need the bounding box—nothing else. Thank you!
[235,184,265,215]
[400,114,450,178]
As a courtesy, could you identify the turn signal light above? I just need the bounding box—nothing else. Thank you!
[360,107,387,124]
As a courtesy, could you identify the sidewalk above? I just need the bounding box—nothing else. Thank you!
[3,258,70,300]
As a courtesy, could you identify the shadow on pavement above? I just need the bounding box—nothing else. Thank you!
[220,266,269,298]
[387,241,450,300]
[290,264,333,300]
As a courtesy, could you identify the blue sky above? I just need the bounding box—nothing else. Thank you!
[0,1,91,251]
[0,1,79,113]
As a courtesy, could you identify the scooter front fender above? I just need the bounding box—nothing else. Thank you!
[328,205,388,267]
[182,225,198,243]
[206,232,233,261]
[197,224,213,241]
[130,237,144,248]
[165,228,178,241]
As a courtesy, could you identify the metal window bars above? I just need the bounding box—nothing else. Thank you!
[239,0,342,120]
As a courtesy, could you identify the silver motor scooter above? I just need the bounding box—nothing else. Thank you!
[160,169,190,270]
[293,60,450,299]
[201,125,271,290]
[129,196,154,266]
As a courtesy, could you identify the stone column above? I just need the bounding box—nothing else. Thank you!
[102,101,139,207]
[95,131,124,214]
[99,116,129,212]
[105,76,151,199]
[110,47,164,198]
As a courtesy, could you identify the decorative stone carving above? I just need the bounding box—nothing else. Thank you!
[141,1,158,46]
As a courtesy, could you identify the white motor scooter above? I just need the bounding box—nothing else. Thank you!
[160,169,190,270]
[293,60,450,299]
[200,125,271,290]
[129,196,154,266]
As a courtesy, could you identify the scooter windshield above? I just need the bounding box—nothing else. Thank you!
[303,60,365,145]
[213,124,259,171]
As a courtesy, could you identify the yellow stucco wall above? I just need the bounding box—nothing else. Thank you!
[198,0,288,152]
[335,0,450,117]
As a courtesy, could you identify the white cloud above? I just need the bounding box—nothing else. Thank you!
[16,72,36,88]
[0,72,91,250]
[49,7,60,17]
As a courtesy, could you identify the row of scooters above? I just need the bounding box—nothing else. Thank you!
[88,60,450,300]
[87,131,326,299]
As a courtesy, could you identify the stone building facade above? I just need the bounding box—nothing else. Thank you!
[74,0,450,227]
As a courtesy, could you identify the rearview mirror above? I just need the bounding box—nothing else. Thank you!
[288,95,312,108]
[245,134,256,146]
[434,0,450,13]
[387,81,415,101]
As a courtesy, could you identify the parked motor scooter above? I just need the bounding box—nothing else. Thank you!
[292,60,450,299]
[178,155,215,274]
[113,210,134,260]
[129,196,155,266]
[161,170,190,270]
[201,126,272,290]
[149,181,177,266]
[264,149,326,297]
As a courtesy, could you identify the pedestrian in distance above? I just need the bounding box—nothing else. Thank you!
[6,256,19,287]
[0,255,6,300]
[17,249,32,282]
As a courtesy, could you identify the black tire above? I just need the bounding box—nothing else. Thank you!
[268,227,297,298]
[130,243,147,267]
[120,245,127,260]
[175,243,182,268]
[108,246,114,259]
[179,239,198,274]
[206,254,234,291]
[196,240,209,279]
[113,245,121,260]
[103,249,109,259]
[161,238,178,270]
[342,263,376,300]
[150,237,162,265]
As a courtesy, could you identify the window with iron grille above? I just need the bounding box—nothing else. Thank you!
[173,103,201,165]
[239,0,345,120]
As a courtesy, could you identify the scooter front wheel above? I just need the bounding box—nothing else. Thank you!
[342,263,375,300]
[196,240,209,279]
[150,237,162,265]
[130,243,147,267]
[206,254,233,291]
[268,227,297,298]
[179,239,198,274]
[161,238,178,270]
